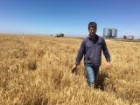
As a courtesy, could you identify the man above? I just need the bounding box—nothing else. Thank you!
[71,22,112,87]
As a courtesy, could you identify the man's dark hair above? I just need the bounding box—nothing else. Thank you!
[88,22,97,30]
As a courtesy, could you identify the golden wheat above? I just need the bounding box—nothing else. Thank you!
[0,34,140,105]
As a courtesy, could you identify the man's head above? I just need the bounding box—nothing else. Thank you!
[88,22,97,37]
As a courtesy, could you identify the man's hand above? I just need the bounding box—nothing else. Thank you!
[106,62,112,69]
[104,62,112,78]
[71,64,77,73]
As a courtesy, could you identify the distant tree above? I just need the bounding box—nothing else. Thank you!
[59,33,64,37]
[56,33,64,37]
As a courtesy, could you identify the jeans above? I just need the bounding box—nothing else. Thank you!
[85,64,99,86]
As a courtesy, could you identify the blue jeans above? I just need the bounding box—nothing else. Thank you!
[85,64,99,86]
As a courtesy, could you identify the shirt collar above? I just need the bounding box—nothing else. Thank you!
[88,35,102,44]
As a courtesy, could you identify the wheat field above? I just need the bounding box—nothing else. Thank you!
[0,34,140,105]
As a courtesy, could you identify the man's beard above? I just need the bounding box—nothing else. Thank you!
[89,32,96,37]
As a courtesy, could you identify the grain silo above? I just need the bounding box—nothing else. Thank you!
[112,28,117,37]
[103,28,112,38]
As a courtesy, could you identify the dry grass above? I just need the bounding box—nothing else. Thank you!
[0,34,140,105]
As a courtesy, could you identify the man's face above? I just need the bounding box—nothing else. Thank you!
[89,26,96,37]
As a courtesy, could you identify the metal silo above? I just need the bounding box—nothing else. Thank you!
[112,28,117,37]
[103,28,112,38]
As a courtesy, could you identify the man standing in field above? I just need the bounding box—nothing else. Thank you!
[71,22,112,87]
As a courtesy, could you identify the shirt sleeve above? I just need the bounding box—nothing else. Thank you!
[102,39,111,62]
[75,39,85,65]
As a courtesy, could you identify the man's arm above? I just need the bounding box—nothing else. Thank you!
[71,39,85,73]
[102,39,112,69]
[102,38,111,62]
[75,39,85,65]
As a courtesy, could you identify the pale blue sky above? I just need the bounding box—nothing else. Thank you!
[0,0,140,38]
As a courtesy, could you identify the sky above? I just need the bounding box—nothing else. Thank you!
[0,0,140,38]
